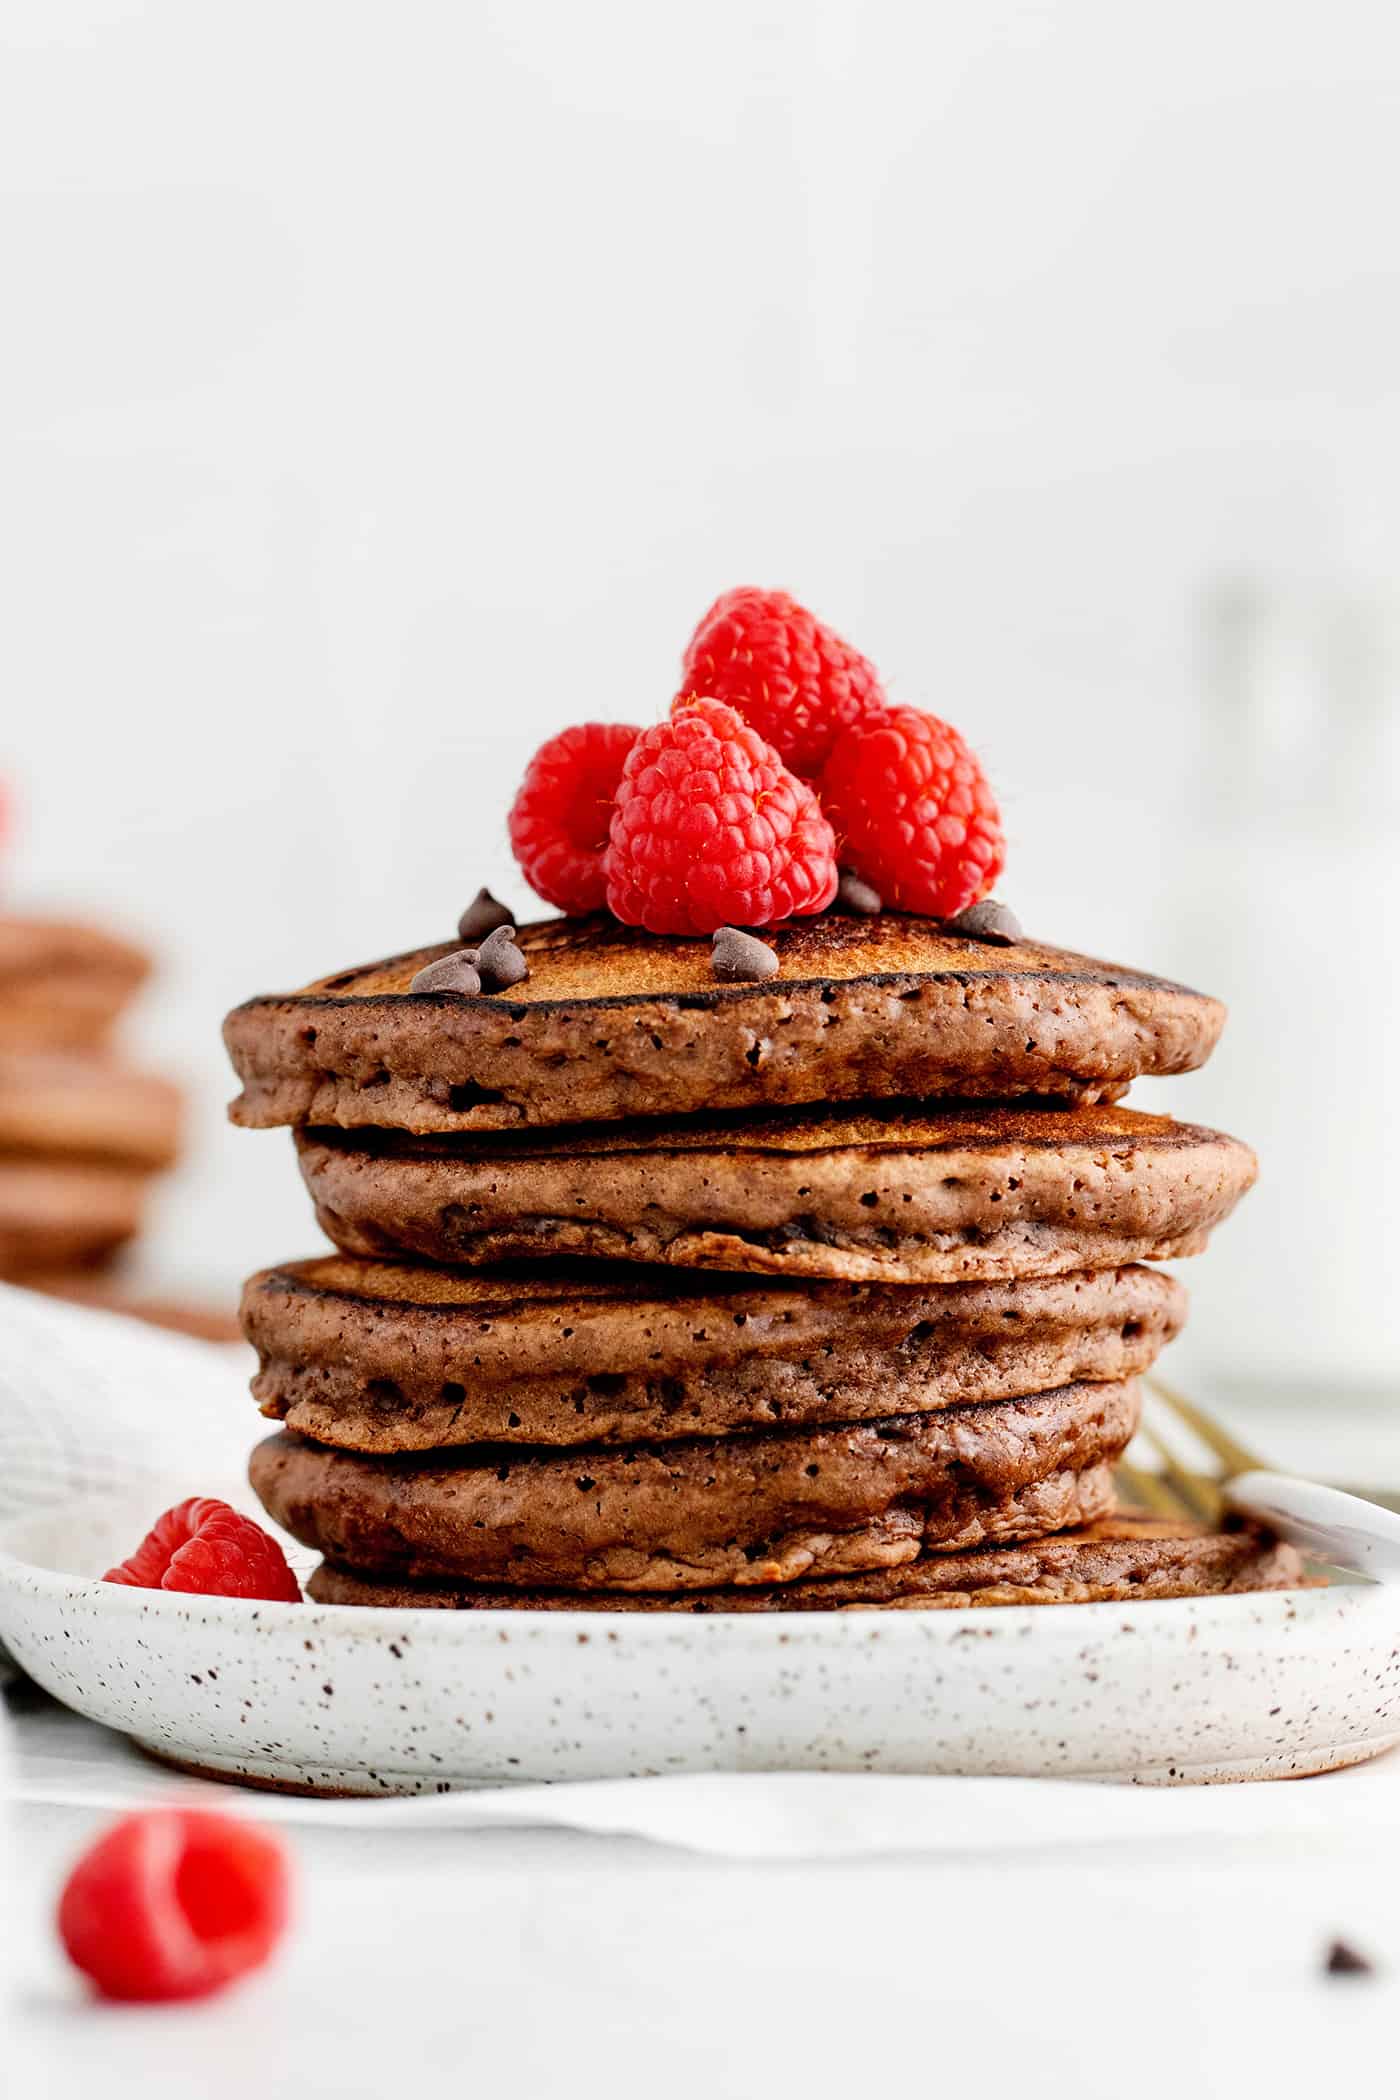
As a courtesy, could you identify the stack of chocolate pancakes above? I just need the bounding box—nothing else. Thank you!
[228,909,1301,1609]
[0,914,182,1285]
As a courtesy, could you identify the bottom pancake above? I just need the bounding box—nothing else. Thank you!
[251,1378,1139,1593]
[307,1513,1305,1609]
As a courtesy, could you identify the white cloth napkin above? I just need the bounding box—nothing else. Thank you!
[13,1697,1400,1854]
[0,1280,254,1526]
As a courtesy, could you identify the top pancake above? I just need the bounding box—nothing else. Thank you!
[224,911,1225,1134]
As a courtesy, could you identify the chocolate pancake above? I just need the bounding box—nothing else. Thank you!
[0,1157,150,1277]
[0,915,150,1051]
[0,1053,182,1167]
[224,911,1225,1134]
[307,1513,1304,1609]
[249,1378,1139,1592]
[243,1254,1184,1452]
[295,1101,1255,1284]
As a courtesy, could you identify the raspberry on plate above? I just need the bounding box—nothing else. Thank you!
[604,697,838,936]
[104,1497,302,1604]
[509,721,639,915]
[677,586,887,779]
[58,1809,290,2002]
[821,705,1005,918]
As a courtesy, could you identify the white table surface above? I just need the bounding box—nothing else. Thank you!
[11,1391,1400,2098]
[9,1691,1400,2098]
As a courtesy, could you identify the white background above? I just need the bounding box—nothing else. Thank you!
[1,1,1398,1389]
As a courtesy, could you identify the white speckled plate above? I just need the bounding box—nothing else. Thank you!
[2,1492,1398,1793]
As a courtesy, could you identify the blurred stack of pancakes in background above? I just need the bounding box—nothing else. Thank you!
[227,906,1303,1610]
[0,911,231,1339]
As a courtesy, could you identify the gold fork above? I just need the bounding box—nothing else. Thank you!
[1117,1374,1264,1528]
[1117,1374,1400,1580]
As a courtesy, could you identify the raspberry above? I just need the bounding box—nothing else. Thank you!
[58,1809,290,2002]
[678,587,887,778]
[820,706,1004,918]
[104,1498,302,1604]
[604,698,838,936]
[509,722,639,915]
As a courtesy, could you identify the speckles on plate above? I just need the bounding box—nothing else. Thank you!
[1,1516,1397,1793]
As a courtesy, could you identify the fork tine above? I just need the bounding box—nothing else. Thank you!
[1115,1457,1191,1521]
[1138,1418,1227,1526]
[1146,1374,1267,1477]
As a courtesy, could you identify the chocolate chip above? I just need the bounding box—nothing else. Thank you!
[946,899,1023,946]
[836,871,882,915]
[409,950,482,996]
[457,887,515,944]
[476,923,530,990]
[711,927,779,982]
[1325,1939,1376,1977]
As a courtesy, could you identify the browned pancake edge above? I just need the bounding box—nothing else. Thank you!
[249,1378,1140,1592]
[225,912,1226,1133]
[293,1102,1256,1284]
[306,1514,1307,1610]
[243,1255,1185,1450]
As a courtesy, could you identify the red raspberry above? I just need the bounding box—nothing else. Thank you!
[604,698,838,936]
[821,706,1004,917]
[104,1498,301,1604]
[677,587,887,778]
[509,722,639,915]
[58,1809,290,2002]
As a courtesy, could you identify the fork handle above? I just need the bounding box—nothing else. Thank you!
[1226,1470,1400,1581]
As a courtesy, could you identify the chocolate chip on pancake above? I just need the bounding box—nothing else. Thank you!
[408,951,482,997]
[711,927,778,982]
[224,912,1227,1134]
[241,1255,1185,1452]
[457,888,515,944]
[835,871,882,914]
[946,899,1023,945]
[250,1379,1140,1592]
[293,1100,1256,1284]
[306,1512,1305,1610]
[475,924,530,991]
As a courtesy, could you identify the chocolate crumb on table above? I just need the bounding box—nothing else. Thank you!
[1324,1938,1377,1977]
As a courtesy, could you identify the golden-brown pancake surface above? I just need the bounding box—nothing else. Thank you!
[225,911,1225,1134]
